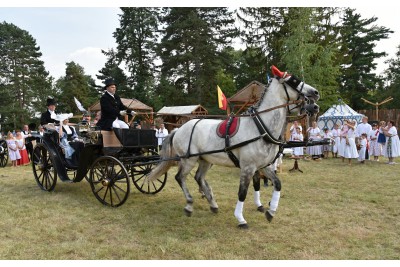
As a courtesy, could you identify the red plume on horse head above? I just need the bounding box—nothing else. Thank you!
[271,65,288,78]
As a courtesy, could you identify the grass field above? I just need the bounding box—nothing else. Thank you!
[0,155,399,260]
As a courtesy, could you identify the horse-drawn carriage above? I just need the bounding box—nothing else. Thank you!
[0,138,8,168]
[31,122,167,207]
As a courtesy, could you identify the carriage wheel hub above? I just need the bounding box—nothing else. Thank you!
[102,179,110,186]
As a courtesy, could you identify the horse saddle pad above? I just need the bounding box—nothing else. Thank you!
[216,117,240,138]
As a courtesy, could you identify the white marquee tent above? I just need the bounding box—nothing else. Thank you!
[317,101,365,130]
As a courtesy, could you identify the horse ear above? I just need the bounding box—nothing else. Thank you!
[271,65,285,78]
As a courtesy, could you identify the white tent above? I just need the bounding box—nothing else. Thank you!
[317,101,364,130]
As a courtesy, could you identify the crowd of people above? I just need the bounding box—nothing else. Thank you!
[290,116,400,165]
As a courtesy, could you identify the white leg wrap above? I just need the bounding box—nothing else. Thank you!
[254,191,262,207]
[269,190,281,212]
[234,201,247,224]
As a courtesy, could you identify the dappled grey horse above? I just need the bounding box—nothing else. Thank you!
[146,66,320,228]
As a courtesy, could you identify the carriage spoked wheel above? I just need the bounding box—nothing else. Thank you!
[32,143,58,191]
[131,149,167,194]
[89,156,130,207]
[0,140,9,167]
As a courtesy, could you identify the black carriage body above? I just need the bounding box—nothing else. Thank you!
[33,130,102,182]
[113,128,157,148]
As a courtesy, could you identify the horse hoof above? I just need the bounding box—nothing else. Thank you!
[210,207,219,213]
[184,208,192,217]
[265,211,274,222]
[257,205,265,212]
[238,223,249,229]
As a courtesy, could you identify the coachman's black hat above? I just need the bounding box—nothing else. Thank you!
[104,78,116,89]
[46,97,56,106]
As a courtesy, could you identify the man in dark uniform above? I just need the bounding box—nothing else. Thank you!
[40,97,57,125]
[96,78,135,130]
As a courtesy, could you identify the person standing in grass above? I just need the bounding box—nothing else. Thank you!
[331,123,341,158]
[358,133,368,164]
[343,120,359,165]
[6,131,21,167]
[382,120,400,165]
[322,127,333,159]
[368,123,381,161]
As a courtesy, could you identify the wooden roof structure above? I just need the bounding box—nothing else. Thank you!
[89,98,154,126]
[228,81,267,114]
[157,105,208,131]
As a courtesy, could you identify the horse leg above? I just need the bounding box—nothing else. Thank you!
[193,160,218,213]
[175,159,197,217]
[252,171,265,212]
[234,168,254,229]
[261,167,282,222]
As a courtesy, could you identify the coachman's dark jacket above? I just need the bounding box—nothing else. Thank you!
[96,92,127,130]
[40,110,57,125]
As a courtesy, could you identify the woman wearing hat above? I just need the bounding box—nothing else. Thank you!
[40,97,58,126]
[96,78,135,131]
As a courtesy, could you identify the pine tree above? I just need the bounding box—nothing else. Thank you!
[339,8,393,110]
[382,45,400,109]
[55,62,98,115]
[157,7,238,106]
[0,21,52,130]
[113,7,159,104]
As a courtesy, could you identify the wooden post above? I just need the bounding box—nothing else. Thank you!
[361,97,393,121]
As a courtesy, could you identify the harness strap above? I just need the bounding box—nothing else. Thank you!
[183,119,203,158]
[249,108,285,146]
[225,116,240,168]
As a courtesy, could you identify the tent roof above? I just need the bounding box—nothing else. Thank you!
[89,98,153,112]
[157,105,207,115]
[228,80,266,104]
[318,103,363,119]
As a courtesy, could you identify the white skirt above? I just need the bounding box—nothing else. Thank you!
[383,136,400,158]
[343,138,359,159]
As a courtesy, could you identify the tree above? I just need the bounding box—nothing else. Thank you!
[381,45,400,109]
[157,7,238,107]
[113,7,159,104]
[339,8,393,110]
[55,62,98,115]
[281,7,341,111]
[0,21,53,130]
[97,48,130,98]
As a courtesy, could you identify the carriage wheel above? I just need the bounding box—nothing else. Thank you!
[0,140,9,167]
[89,156,130,207]
[131,150,167,194]
[32,143,57,191]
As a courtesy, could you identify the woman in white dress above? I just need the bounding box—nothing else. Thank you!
[343,120,359,165]
[6,132,21,167]
[382,120,400,164]
[368,123,381,161]
[306,121,322,160]
[339,120,349,161]
[292,126,304,157]
[331,124,341,158]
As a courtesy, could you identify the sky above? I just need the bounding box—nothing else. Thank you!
[1,1,400,87]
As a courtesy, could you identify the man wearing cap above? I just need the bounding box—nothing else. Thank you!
[96,78,135,130]
[40,97,58,126]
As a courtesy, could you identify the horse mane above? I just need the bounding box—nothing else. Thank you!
[241,78,273,115]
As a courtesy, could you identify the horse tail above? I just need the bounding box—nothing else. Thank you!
[147,130,178,182]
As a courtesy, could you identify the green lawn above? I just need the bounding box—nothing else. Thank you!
[0,155,399,260]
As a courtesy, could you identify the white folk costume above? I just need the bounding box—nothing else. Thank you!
[306,127,322,156]
[343,128,359,159]
[322,131,333,152]
[338,124,349,157]
[289,124,302,141]
[331,128,341,154]
[383,126,400,158]
[358,138,367,162]
[368,128,381,157]
[7,139,21,161]
[355,122,372,138]
[291,132,304,156]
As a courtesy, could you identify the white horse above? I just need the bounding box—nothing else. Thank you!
[147,66,320,228]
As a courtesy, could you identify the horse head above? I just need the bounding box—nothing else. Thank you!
[271,65,320,116]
